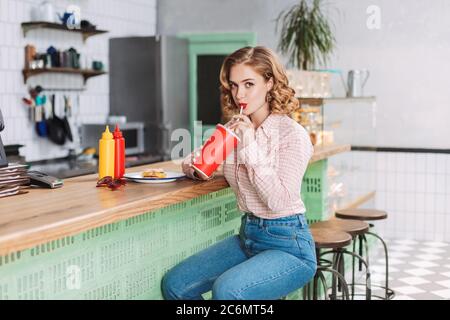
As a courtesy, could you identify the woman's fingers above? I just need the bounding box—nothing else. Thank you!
[232,114,252,125]
[229,122,251,131]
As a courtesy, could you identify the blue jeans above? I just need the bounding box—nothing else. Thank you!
[161,213,317,300]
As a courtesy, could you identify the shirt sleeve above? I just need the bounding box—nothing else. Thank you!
[238,131,313,212]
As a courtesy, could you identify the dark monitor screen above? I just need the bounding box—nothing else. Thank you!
[197,55,227,125]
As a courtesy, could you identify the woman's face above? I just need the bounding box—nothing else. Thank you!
[229,63,273,116]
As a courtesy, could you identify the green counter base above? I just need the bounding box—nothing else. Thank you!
[0,188,241,300]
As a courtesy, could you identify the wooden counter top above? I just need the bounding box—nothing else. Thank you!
[0,144,350,255]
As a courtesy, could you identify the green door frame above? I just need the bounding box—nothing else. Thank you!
[178,32,257,149]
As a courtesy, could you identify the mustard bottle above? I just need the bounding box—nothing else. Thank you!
[98,126,115,179]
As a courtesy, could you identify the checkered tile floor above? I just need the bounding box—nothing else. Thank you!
[365,239,450,300]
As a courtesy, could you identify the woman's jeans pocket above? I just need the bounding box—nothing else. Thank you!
[295,229,317,268]
[263,224,297,240]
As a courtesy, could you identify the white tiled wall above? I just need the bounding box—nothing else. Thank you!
[0,0,156,161]
[375,152,450,242]
[333,151,450,242]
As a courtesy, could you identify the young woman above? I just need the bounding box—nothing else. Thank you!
[162,46,316,300]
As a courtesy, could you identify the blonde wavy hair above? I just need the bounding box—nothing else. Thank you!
[219,46,298,121]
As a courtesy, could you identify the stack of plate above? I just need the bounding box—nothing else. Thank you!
[0,164,30,199]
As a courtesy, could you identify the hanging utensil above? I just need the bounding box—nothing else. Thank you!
[34,95,48,137]
[46,94,66,145]
[62,95,73,142]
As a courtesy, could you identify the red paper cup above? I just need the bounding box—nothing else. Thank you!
[192,124,240,179]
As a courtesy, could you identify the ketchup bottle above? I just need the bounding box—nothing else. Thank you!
[113,125,125,179]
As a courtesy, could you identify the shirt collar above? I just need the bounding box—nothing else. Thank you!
[258,113,279,136]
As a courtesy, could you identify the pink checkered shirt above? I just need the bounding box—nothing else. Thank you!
[183,113,313,219]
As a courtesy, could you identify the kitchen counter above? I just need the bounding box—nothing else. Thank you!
[0,144,349,256]
[0,160,228,255]
[0,144,350,300]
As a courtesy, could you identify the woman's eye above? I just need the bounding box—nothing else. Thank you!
[229,83,236,89]
[245,82,254,88]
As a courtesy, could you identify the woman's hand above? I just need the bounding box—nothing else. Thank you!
[228,114,255,148]
[181,149,198,178]
[181,149,215,181]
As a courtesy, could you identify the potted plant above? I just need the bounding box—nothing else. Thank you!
[276,0,336,97]
[276,0,336,70]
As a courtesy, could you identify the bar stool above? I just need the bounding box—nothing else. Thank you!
[303,228,352,300]
[335,208,395,300]
[311,219,371,300]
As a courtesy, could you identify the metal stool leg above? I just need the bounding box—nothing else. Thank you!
[321,246,372,300]
[366,230,395,300]
[305,248,350,300]
[320,266,350,300]
[352,239,357,299]
[340,249,372,300]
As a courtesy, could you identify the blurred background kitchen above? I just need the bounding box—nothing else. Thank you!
[0,0,449,299]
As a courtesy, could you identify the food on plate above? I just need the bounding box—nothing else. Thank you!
[142,168,167,178]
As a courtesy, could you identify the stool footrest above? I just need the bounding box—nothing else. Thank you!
[348,282,395,300]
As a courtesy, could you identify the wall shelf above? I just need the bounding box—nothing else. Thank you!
[22,68,107,84]
[21,21,108,42]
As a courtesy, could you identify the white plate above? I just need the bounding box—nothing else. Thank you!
[124,171,186,184]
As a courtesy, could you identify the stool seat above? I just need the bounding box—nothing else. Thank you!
[311,219,370,237]
[335,208,388,221]
[310,227,352,249]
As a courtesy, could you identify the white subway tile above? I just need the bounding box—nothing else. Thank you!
[415,173,426,193]
[405,193,415,212]
[416,153,427,173]
[446,175,450,195]
[0,46,8,69]
[404,173,415,193]
[436,174,445,194]
[426,153,436,173]
[5,23,12,47]
[425,174,436,194]
[436,154,446,174]
[8,0,16,23]
[0,73,4,94]
[424,214,435,235]
[396,173,407,192]
[446,212,450,237]
[16,1,24,23]
[395,152,405,172]
[446,155,450,173]
[425,194,436,215]
[386,173,396,192]
[415,193,426,213]
[5,71,12,93]
[395,192,406,213]
[0,0,8,22]
[404,153,415,173]
[8,47,16,70]
[435,194,446,214]
[386,192,396,212]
